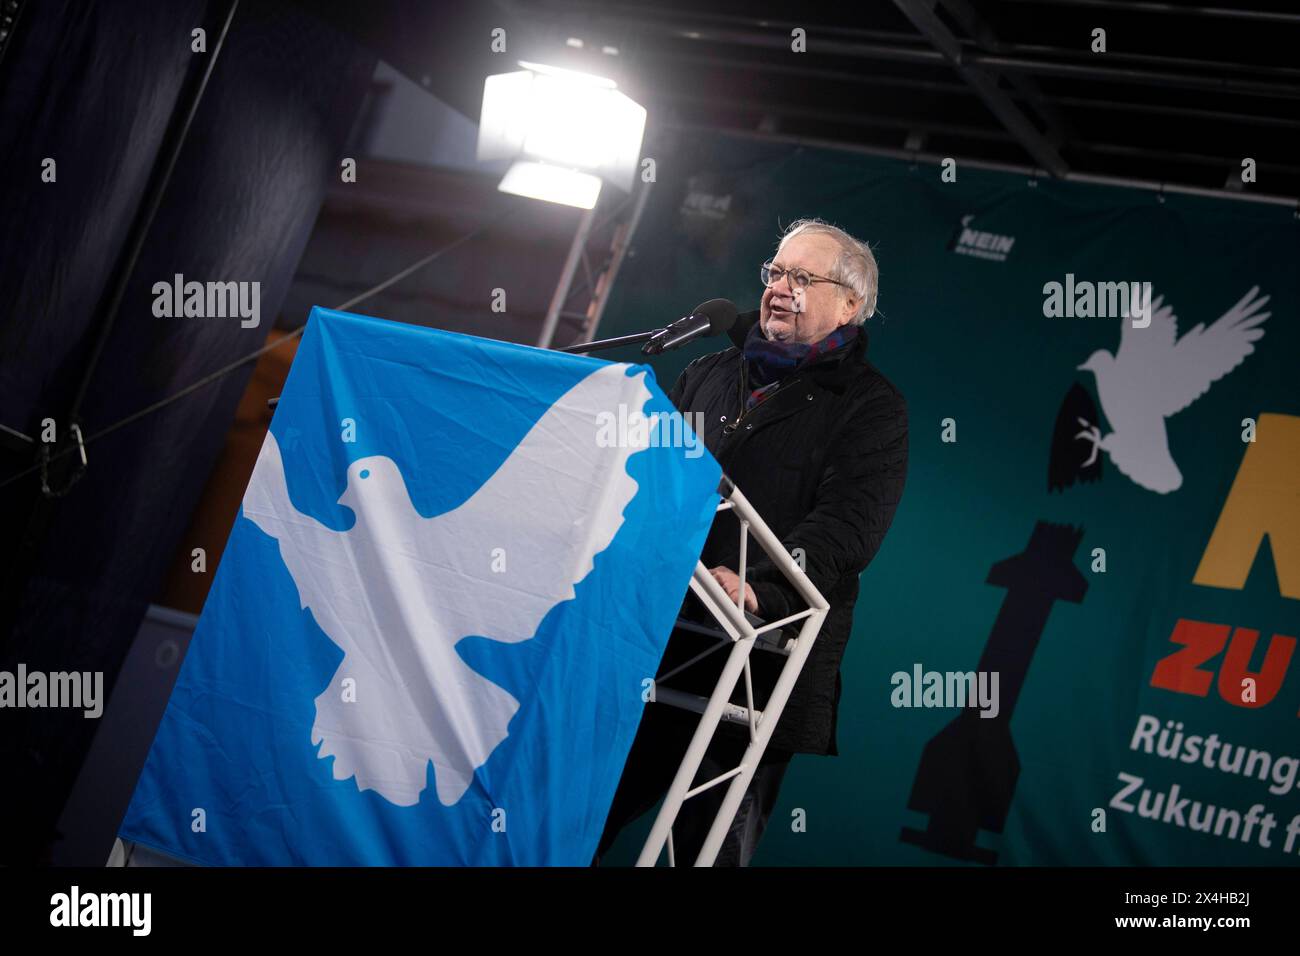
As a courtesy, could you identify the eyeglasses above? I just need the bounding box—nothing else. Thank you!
[760,260,851,292]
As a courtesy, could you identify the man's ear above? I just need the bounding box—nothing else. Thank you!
[841,296,858,325]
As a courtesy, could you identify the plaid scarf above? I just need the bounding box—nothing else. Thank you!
[742,320,858,409]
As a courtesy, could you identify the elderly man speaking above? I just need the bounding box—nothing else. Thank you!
[595,218,909,866]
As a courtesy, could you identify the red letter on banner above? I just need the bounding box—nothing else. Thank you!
[1151,619,1231,697]
[1216,627,1296,709]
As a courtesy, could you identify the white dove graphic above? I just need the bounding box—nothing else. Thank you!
[241,362,653,807]
[1074,286,1270,493]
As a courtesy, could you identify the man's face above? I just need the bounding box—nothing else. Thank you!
[760,233,858,345]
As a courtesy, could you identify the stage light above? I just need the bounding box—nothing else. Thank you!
[497,161,602,210]
[477,62,646,209]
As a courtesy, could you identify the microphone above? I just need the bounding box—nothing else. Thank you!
[727,309,761,348]
[641,299,738,355]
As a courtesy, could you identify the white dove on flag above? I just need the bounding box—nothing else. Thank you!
[241,363,652,807]
[1074,286,1270,494]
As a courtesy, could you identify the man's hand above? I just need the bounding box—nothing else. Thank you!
[708,566,758,614]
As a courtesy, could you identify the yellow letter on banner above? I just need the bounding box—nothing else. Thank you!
[1193,413,1300,600]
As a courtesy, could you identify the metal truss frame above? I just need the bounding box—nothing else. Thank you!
[636,477,829,866]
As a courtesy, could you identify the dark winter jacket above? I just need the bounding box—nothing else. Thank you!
[657,310,908,756]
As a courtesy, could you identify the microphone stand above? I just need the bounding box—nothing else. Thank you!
[557,330,665,355]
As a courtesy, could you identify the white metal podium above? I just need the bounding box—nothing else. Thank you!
[635,477,829,866]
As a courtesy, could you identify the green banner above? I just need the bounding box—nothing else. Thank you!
[598,134,1300,866]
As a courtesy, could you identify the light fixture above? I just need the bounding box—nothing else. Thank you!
[477,62,646,209]
[497,162,603,209]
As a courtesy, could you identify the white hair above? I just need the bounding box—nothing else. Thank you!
[775,218,879,325]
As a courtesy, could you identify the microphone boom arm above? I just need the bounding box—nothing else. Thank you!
[557,329,665,354]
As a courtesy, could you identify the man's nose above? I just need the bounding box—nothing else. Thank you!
[768,288,794,309]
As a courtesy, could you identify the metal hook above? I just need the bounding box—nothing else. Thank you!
[39,422,88,498]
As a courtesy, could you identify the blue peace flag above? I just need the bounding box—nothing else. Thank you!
[120,307,720,865]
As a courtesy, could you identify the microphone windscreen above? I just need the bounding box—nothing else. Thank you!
[691,298,738,334]
[727,308,760,348]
